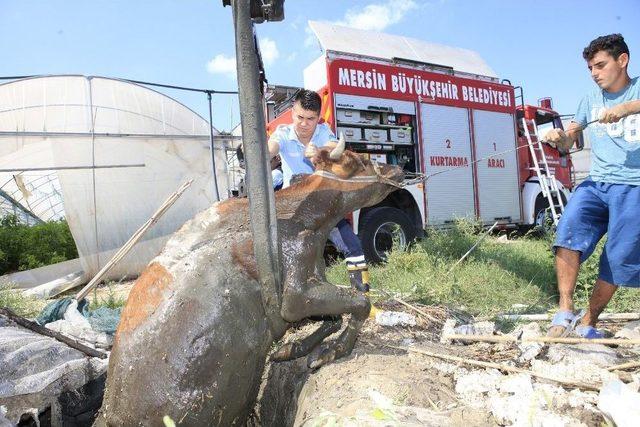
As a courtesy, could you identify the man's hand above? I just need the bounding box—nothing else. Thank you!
[599,101,640,124]
[304,142,318,158]
[543,128,574,153]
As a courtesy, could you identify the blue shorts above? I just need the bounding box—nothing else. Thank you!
[554,179,640,287]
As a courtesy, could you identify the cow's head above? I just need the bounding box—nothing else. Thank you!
[309,134,404,212]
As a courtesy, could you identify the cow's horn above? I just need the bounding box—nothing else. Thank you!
[329,133,346,160]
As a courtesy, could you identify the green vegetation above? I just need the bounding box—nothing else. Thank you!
[0,215,78,275]
[327,221,640,317]
[0,284,47,317]
[89,282,128,310]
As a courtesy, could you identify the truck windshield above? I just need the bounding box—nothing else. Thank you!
[535,111,563,140]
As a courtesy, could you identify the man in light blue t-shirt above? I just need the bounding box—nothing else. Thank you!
[267,90,372,292]
[546,34,640,338]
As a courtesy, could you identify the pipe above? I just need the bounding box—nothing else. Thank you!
[231,0,285,335]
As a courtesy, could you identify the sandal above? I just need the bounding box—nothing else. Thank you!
[574,325,604,339]
[547,309,585,338]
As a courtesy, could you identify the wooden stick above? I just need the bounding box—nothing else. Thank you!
[498,313,640,322]
[0,307,108,359]
[75,179,194,301]
[388,344,599,391]
[375,288,442,324]
[607,360,640,372]
[444,333,640,346]
[448,221,498,274]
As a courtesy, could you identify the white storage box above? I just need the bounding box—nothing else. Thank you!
[364,128,387,143]
[359,111,380,125]
[336,109,361,124]
[337,126,362,142]
[336,109,381,125]
[390,127,412,144]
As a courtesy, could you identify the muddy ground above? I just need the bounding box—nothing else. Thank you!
[60,283,640,426]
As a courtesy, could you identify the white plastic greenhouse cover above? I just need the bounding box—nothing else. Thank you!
[0,75,236,285]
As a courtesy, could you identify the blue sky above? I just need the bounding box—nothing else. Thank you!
[1,0,638,131]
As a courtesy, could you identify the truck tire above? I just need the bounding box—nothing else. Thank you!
[359,207,417,264]
[533,197,553,235]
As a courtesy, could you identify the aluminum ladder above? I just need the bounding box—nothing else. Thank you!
[522,118,565,226]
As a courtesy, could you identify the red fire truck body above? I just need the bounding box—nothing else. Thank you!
[266,23,573,262]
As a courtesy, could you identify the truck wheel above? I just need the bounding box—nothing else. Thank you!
[533,198,553,234]
[359,207,417,263]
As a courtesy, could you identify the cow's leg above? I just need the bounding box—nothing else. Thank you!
[308,316,365,369]
[281,278,370,368]
[271,318,342,361]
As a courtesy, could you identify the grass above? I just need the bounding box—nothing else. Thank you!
[89,281,128,310]
[0,283,48,318]
[327,221,640,318]
[1,280,126,322]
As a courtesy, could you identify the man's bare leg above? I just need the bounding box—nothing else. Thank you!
[556,248,581,311]
[548,248,581,337]
[581,278,618,327]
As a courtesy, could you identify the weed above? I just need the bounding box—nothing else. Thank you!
[0,283,47,318]
[327,220,640,317]
[89,281,127,310]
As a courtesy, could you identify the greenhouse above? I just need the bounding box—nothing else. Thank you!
[0,75,239,288]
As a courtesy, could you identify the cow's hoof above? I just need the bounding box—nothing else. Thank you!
[307,345,336,369]
[271,343,294,362]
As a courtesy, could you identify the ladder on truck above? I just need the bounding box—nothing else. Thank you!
[521,118,565,226]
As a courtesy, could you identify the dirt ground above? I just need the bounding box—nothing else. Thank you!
[85,282,633,426]
[255,300,629,426]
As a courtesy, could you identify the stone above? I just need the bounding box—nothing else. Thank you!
[614,320,640,340]
[375,310,417,327]
[453,320,495,336]
[598,379,640,427]
[512,322,544,362]
[439,318,457,344]
[546,343,619,367]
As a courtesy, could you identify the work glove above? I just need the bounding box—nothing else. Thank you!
[304,142,318,158]
[543,128,573,153]
[598,101,638,123]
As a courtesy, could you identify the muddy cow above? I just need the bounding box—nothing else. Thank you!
[98,138,404,426]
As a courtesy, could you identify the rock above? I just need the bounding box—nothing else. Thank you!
[454,369,503,404]
[456,370,595,426]
[512,322,544,362]
[454,321,495,336]
[375,310,417,327]
[439,318,457,344]
[546,344,619,367]
[531,359,619,386]
[615,320,640,340]
[598,379,640,427]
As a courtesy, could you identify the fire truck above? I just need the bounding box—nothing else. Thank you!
[266,22,576,263]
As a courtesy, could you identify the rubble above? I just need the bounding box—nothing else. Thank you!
[546,343,619,367]
[615,320,640,341]
[512,322,544,362]
[375,310,417,327]
[598,379,640,427]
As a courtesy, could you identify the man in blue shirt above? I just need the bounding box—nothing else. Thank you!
[268,90,371,292]
[545,34,640,338]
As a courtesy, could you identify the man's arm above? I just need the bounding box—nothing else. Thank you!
[544,122,582,152]
[599,100,640,123]
[268,134,280,159]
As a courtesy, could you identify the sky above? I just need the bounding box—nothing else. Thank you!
[1,0,639,131]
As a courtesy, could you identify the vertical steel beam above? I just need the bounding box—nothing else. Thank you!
[231,0,285,334]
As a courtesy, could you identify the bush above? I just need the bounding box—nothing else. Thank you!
[0,215,78,275]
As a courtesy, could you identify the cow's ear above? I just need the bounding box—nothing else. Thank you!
[311,149,330,169]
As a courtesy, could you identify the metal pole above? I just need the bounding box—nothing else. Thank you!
[207,92,220,201]
[231,0,285,334]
